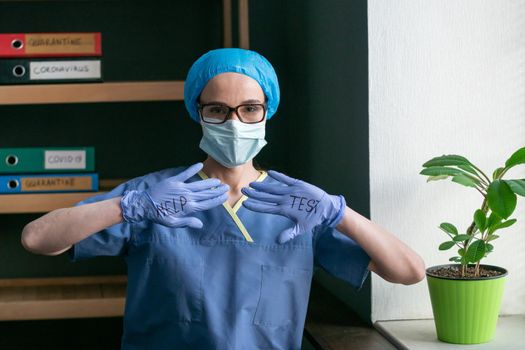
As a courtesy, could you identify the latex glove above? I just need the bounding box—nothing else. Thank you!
[241,170,346,244]
[121,163,228,228]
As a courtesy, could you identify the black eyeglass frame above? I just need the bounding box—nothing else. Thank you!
[197,103,267,124]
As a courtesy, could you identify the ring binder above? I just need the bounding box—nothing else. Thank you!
[0,147,95,173]
[0,33,102,58]
[0,58,102,84]
[0,173,99,193]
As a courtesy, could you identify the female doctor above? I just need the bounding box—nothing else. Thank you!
[21,48,425,350]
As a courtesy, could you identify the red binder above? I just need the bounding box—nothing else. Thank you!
[0,32,102,58]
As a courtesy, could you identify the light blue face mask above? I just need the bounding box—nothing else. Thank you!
[200,120,267,168]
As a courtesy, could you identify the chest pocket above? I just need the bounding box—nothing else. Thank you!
[133,225,204,326]
[253,265,313,328]
[145,256,204,323]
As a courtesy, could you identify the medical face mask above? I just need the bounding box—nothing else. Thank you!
[199,119,267,168]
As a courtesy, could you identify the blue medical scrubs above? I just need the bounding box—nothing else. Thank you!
[70,167,371,350]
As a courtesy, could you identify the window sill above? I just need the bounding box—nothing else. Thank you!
[374,315,525,349]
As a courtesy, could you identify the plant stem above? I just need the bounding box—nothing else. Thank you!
[464,198,490,277]
[497,167,509,179]
[468,163,492,184]
[472,166,508,276]
[474,186,487,197]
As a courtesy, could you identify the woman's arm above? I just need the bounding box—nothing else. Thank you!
[336,206,426,285]
[21,197,123,256]
[22,163,230,256]
[242,170,426,285]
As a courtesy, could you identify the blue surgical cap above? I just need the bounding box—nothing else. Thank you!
[184,48,280,123]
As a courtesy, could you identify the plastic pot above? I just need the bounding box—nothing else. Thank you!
[426,264,507,344]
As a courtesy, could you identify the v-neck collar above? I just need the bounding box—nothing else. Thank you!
[197,169,267,243]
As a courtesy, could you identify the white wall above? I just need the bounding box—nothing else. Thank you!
[369,0,525,321]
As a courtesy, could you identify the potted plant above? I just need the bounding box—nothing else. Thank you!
[419,146,525,344]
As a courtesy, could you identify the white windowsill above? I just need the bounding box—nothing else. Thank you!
[374,315,524,350]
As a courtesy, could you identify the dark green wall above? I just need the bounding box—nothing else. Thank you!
[250,0,371,323]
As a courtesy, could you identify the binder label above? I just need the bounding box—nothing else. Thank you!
[45,150,86,169]
[20,176,93,191]
[25,33,97,55]
[30,60,101,80]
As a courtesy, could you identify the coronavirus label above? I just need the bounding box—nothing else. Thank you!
[30,60,101,80]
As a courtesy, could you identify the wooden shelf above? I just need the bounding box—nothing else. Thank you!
[0,80,184,105]
[0,275,126,321]
[0,178,126,214]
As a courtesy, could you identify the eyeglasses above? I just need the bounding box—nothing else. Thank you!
[198,103,267,124]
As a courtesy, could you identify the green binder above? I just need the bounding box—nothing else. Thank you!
[0,147,95,173]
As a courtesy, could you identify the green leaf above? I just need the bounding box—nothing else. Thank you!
[487,215,503,235]
[451,173,480,187]
[486,212,502,230]
[453,234,471,242]
[493,167,505,180]
[504,179,525,197]
[505,146,525,168]
[420,167,464,177]
[474,209,486,232]
[439,241,456,250]
[457,164,481,177]
[486,234,500,241]
[486,243,494,252]
[449,257,462,262]
[439,222,458,236]
[493,218,517,231]
[487,180,517,219]
[458,248,465,256]
[465,240,486,263]
[426,175,450,182]
[422,155,472,168]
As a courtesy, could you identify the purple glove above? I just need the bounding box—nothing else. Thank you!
[121,163,228,228]
[241,170,346,243]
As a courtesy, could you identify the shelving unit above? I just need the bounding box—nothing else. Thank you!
[0,275,126,320]
[0,81,184,105]
[0,46,186,324]
[0,0,251,323]
[0,178,128,319]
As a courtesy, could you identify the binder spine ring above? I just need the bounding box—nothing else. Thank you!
[12,65,26,78]
[5,155,18,166]
[7,179,19,190]
[11,39,23,50]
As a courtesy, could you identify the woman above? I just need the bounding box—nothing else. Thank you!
[21,48,425,350]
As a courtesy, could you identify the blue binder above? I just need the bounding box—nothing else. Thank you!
[0,173,99,194]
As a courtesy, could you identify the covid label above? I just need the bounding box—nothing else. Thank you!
[45,150,86,169]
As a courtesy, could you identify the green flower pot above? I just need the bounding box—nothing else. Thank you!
[426,264,507,344]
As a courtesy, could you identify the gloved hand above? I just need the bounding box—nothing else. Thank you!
[241,170,346,244]
[121,163,228,228]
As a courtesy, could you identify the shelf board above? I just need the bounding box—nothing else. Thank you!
[0,275,126,321]
[0,80,184,105]
[0,178,126,214]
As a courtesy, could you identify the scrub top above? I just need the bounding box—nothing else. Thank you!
[69,166,371,350]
